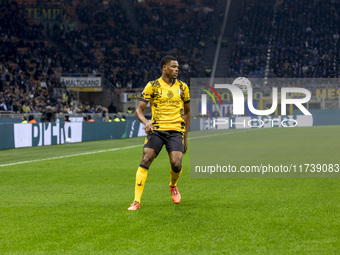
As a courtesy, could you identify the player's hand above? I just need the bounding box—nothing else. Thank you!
[144,122,154,135]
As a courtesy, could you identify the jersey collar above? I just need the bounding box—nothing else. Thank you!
[160,77,177,87]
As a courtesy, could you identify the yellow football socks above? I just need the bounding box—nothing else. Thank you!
[170,167,182,187]
[134,165,148,203]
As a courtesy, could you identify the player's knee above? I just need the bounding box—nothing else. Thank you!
[171,162,182,173]
[141,155,154,167]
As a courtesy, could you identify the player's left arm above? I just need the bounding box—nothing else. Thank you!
[183,101,191,154]
[181,83,191,154]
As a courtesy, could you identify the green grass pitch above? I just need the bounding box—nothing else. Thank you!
[0,126,339,254]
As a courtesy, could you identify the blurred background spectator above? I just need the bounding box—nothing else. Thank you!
[0,0,339,115]
[226,0,340,79]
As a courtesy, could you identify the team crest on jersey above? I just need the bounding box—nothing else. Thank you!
[167,90,174,98]
[177,89,182,95]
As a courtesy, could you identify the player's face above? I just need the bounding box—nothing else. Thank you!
[164,60,179,79]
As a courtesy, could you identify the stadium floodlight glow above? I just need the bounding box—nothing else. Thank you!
[201,85,311,116]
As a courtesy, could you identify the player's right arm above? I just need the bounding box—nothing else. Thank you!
[135,100,153,134]
[136,82,154,134]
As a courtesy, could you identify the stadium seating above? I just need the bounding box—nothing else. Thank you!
[1,0,339,115]
[227,0,340,78]
[0,0,214,114]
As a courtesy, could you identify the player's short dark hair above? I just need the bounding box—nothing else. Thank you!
[160,55,177,69]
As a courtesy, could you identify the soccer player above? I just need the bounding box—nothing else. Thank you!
[128,55,191,211]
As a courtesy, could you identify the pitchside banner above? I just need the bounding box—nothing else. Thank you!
[61,77,102,87]
[13,122,82,148]
[0,120,146,150]
[190,78,340,178]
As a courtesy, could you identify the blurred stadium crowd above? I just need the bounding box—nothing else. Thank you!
[0,0,213,113]
[227,0,340,78]
[0,0,339,114]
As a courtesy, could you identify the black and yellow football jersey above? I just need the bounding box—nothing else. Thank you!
[140,77,190,132]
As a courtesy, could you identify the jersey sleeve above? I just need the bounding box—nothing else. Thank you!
[140,82,153,103]
[182,82,190,103]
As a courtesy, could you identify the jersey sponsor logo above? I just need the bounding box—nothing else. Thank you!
[159,99,181,105]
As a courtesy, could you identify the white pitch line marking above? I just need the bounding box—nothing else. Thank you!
[0,129,258,168]
[0,145,142,168]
